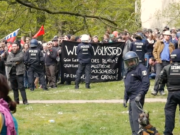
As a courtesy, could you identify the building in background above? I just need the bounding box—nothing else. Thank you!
[138,0,179,29]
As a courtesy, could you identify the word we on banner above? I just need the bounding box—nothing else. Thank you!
[61,41,125,82]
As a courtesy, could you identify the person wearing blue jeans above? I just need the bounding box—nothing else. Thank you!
[149,72,156,79]
[148,58,156,79]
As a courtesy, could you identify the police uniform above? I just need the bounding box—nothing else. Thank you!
[24,39,48,91]
[123,51,150,135]
[130,39,147,65]
[158,49,180,135]
[75,42,94,89]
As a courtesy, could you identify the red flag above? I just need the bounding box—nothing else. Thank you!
[33,25,45,38]
[20,39,25,45]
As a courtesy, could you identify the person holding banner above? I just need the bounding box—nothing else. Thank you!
[75,34,94,89]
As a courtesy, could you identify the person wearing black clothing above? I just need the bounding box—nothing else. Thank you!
[75,34,94,89]
[130,33,147,66]
[0,58,5,76]
[0,44,5,75]
[123,51,150,135]
[6,41,28,105]
[52,37,61,83]
[158,49,180,135]
[145,33,156,67]
[24,39,48,91]
[45,41,57,88]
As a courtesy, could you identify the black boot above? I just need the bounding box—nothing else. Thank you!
[86,84,90,89]
[20,89,28,105]
[13,89,19,104]
[30,88,34,91]
[43,87,49,91]
[75,83,79,89]
[23,101,29,105]
[15,101,19,105]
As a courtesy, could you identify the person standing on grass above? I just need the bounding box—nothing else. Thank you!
[151,31,175,96]
[24,39,48,91]
[6,41,28,105]
[158,49,180,135]
[45,41,57,88]
[123,51,150,135]
[75,34,94,89]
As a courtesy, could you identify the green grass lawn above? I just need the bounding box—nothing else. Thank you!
[10,80,179,135]
[15,103,180,135]
[9,80,167,100]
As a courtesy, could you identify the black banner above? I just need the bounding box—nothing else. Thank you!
[61,41,125,82]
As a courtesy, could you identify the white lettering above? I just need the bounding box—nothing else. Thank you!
[91,69,117,74]
[65,45,77,55]
[72,58,78,62]
[91,64,110,68]
[64,64,78,68]
[102,58,118,64]
[29,50,38,53]
[171,66,180,69]
[92,46,122,56]
[63,58,71,62]
[101,75,118,80]
[91,59,100,63]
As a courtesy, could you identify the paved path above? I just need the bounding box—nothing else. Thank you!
[26,98,166,104]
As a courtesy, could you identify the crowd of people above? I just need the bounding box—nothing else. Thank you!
[122,26,180,135]
[0,26,179,103]
[0,25,179,134]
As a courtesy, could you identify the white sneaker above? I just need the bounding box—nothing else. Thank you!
[151,90,157,96]
[160,91,166,96]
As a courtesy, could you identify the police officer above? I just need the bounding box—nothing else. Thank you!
[24,39,48,91]
[130,33,148,65]
[158,49,180,135]
[75,34,94,89]
[123,51,150,135]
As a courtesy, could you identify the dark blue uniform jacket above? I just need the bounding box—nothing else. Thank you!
[124,64,150,101]
[130,39,148,63]
[24,47,44,71]
[76,43,94,64]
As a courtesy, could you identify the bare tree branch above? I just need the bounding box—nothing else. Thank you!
[15,0,117,26]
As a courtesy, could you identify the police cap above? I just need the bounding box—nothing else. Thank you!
[171,49,180,62]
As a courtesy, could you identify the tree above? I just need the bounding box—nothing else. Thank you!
[153,0,180,29]
[0,0,138,41]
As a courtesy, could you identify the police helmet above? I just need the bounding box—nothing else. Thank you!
[80,34,90,42]
[52,36,58,41]
[134,33,143,40]
[171,49,180,62]
[30,39,38,47]
[124,51,139,70]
